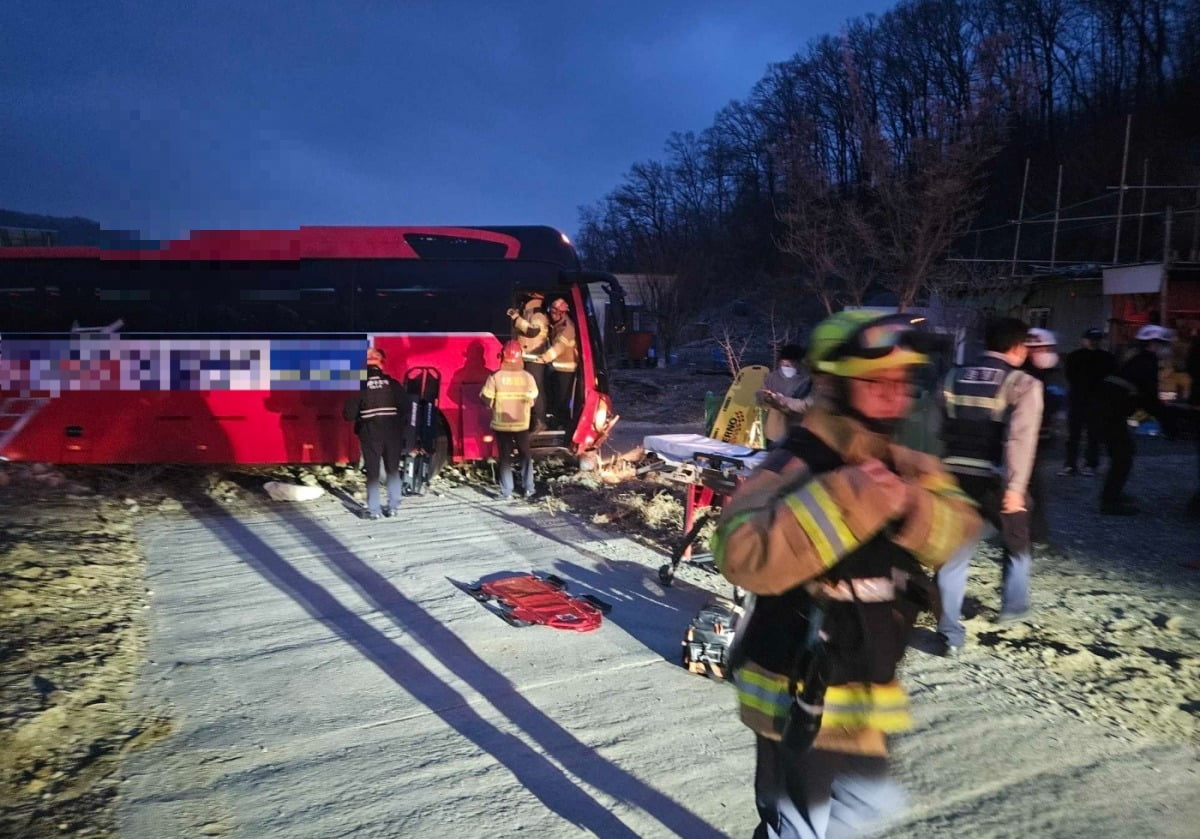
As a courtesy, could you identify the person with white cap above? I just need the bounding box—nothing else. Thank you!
[1095,324,1175,515]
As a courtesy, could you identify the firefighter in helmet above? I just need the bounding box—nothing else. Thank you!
[537,297,578,429]
[481,340,540,500]
[506,291,550,432]
[714,310,981,838]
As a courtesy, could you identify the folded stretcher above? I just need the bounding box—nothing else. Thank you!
[641,433,766,586]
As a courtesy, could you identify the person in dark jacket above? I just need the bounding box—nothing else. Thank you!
[343,347,411,519]
[1095,325,1174,515]
[937,318,1043,653]
[1059,328,1116,477]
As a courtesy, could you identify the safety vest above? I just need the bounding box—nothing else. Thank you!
[725,428,926,744]
[481,368,538,431]
[941,355,1026,475]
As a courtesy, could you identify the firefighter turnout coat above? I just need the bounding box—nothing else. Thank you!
[541,314,578,373]
[714,405,981,756]
[481,364,539,431]
[513,308,550,362]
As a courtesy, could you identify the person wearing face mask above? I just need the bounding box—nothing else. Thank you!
[936,318,1044,654]
[1021,329,1061,545]
[342,346,411,520]
[758,344,813,445]
[1095,324,1176,515]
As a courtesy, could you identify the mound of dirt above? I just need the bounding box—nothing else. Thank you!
[0,466,171,838]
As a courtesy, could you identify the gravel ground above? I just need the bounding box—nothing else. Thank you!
[1,368,1197,836]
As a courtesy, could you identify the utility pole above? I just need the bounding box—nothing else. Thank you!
[1050,164,1063,270]
[1192,188,1200,262]
[1011,158,1030,277]
[1135,158,1148,261]
[1112,114,1132,265]
[1161,206,1172,326]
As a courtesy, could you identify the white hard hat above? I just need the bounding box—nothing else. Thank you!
[1024,327,1057,348]
[1134,324,1173,342]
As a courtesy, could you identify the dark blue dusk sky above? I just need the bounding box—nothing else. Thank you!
[5,1,893,242]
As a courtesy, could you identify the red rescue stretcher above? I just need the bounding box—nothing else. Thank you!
[465,574,613,631]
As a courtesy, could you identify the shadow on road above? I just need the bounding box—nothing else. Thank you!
[183,490,726,839]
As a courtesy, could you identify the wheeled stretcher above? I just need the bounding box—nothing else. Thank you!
[640,433,767,585]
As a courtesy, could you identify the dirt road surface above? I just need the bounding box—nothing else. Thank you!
[2,363,1198,836]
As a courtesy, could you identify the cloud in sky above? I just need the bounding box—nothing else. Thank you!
[3,1,893,241]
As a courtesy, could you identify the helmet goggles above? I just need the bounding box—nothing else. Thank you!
[818,313,929,377]
[833,314,924,360]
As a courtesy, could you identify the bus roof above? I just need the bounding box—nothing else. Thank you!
[0,225,580,265]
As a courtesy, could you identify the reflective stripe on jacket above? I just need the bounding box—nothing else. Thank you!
[346,371,408,424]
[481,367,538,431]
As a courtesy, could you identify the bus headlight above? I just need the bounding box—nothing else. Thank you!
[593,399,608,432]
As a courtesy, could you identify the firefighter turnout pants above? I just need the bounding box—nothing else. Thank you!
[752,736,906,839]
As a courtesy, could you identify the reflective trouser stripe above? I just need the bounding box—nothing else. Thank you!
[822,682,912,732]
[734,665,791,738]
[783,482,855,568]
[734,667,914,738]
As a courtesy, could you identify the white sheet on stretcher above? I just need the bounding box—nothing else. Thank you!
[642,433,769,471]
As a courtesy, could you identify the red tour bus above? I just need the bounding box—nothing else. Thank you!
[0,225,624,468]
